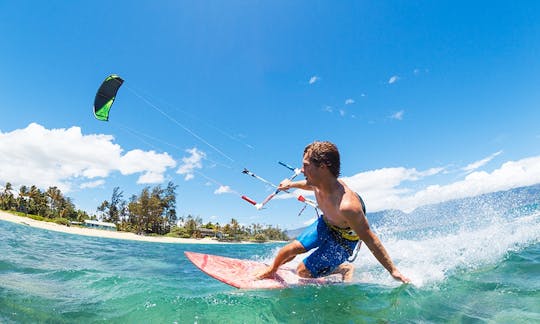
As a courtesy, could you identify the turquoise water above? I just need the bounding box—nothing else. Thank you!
[1,202,539,323]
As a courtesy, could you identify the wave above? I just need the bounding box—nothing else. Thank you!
[358,207,540,287]
[281,185,540,287]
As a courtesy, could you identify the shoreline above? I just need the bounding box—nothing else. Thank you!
[0,210,259,244]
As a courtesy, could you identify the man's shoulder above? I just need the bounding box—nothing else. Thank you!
[339,190,364,216]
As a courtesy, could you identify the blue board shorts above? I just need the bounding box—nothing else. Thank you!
[296,217,359,278]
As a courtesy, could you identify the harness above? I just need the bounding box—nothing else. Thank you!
[320,193,366,262]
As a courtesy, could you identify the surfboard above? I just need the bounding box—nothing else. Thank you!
[184,251,343,289]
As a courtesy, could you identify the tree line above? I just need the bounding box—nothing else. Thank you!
[0,182,88,224]
[1,181,289,242]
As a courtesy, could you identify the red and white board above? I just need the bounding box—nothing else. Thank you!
[184,251,342,289]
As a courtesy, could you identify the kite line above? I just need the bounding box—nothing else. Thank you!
[93,74,316,214]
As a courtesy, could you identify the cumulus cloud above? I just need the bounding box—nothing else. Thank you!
[343,155,540,212]
[176,147,206,180]
[462,151,502,173]
[390,110,404,120]
[0,123,176,192]
[309,76,320,84]
[345,99,355,105]
[281,154,540,213]
[120,149,176,183]
[214,185,232,194]
[388,75,400,84]
[80,180,105,189]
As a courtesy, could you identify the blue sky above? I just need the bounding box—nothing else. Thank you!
[1,1,539,229]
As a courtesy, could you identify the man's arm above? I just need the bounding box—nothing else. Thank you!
[360,228,410,283]
[278,179,313,191]
[345,208,410,283]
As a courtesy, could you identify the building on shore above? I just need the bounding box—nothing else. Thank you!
[83,219,117,231]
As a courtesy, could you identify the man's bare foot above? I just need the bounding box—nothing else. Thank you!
[254,267,276,280]
[333,264,354,282]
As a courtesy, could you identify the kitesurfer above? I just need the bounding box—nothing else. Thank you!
[257,141,410,283]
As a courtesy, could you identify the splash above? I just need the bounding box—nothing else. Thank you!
[357,204,540,287]
[260,189,540,288]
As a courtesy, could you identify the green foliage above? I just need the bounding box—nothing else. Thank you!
[254,233,268,242]
[165,225,190,238]
[28,214,45,222]
[53,217,70,226]
[1,181,290,242]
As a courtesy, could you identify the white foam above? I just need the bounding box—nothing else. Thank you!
[257,207,539,288]
[352,210,540,287]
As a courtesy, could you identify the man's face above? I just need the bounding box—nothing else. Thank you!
[302,154,318,185]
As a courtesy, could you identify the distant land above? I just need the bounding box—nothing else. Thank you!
[285,183,540,238]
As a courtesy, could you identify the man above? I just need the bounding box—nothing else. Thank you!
[257,141,410,283]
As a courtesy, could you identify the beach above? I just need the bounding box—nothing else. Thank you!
[0,210,242,244]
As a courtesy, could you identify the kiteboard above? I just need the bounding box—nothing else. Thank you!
[184,251,343,289]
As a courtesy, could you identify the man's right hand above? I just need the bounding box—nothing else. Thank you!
[278,179,293,191]
[391,270,411,284]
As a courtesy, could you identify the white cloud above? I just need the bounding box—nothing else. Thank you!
[388,75,400,84]
[119,149,176,183]
[342,155,540,212]
[341,167,444,211]
[214,185,232,194]
[80,180,105,189]
[176,147,206,181]
[345,99,355,105]
[0,123,176,192]
[462,151,502,173]
[137,172,166,184]
[281,154,540,214]
[390,110,404,120]
[339,109,346,117]
[309,76,320,84]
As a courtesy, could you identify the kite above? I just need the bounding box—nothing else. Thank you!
[94,74,124,121]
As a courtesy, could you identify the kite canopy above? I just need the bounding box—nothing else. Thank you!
[94,74,124,121]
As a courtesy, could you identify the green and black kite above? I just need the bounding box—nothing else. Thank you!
[94,74,124,121]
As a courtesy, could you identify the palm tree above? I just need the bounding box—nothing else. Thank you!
[1,182,15,210]
[27,185,43,215]
[46,186,64,218]
[17,185,29,214]
[230,218,240,240]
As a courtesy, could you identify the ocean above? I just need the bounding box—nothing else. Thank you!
[1,187,539,323]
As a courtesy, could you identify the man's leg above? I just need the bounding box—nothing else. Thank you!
[296,261,313,278]
[332,263,354,282]
[297,261,354,282]
[256,240,306,279]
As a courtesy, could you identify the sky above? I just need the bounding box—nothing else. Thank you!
[1,1,539,230]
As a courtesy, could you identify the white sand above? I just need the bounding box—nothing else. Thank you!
[0,210,250,244]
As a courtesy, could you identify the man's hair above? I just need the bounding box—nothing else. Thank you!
[303,141,341,178]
